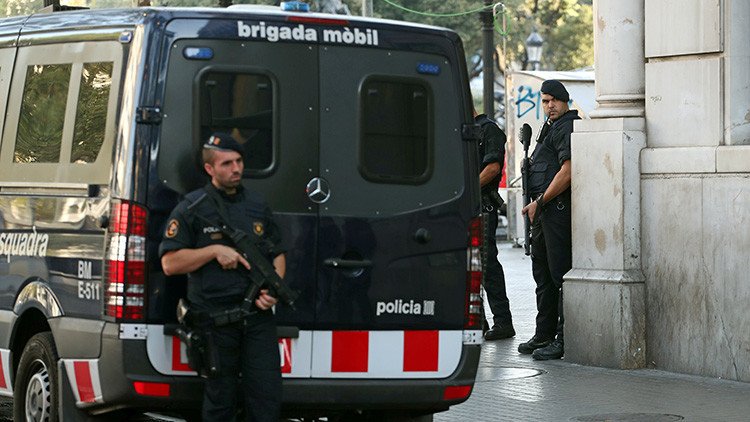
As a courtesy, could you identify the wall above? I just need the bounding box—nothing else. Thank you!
[642,0,750,381]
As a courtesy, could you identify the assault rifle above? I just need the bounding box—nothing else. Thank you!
[186,193,299,320]
[216,218,299,317]
[519,123,533,255]
[173,192,298,376]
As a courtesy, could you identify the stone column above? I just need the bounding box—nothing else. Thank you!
[589,0,645,118]
[564,0,647,369]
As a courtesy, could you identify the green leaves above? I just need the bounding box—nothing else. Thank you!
[366,0,594,73]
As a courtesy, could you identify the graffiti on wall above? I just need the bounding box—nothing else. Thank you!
[515,84,575,120]
[515,85,541,120]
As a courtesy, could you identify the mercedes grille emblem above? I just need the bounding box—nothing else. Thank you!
[306,177,331,204]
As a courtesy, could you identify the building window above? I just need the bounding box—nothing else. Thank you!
[360,78,432,184]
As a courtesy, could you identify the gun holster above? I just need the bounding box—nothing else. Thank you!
[175,299,220,378]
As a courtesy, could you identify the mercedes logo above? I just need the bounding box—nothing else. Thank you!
[306,177,331,204]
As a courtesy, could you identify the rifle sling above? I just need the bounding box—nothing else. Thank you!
[203,187,236,234]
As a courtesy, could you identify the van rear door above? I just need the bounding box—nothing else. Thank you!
[155,16,471,381]
[311,44,468,379]
[154,18,320,377]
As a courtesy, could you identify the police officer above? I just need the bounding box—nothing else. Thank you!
[160,133,285,421]
[518,80,579,360]
[474,109,515,341]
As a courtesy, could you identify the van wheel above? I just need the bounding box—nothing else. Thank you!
[13,332,59,422]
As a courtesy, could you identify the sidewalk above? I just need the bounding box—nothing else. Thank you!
[436,242,750,422]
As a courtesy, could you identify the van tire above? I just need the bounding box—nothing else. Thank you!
[14,332,59,422]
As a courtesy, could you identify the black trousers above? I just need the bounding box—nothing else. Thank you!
[202,310,282,422]
[530,194,571,340]
[483,210,512,327]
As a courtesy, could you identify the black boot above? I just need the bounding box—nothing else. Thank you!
[484,325,515,340]
[517,335,552,354]
[532,338,564,360]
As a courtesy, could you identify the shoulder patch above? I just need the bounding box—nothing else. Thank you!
[166,219,179,238]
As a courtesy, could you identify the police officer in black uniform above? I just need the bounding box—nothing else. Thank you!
[474,109,515,340]
[518,80,579,360]
[160,133,285,421]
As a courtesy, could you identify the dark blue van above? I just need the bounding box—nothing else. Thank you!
[0,4,483,421]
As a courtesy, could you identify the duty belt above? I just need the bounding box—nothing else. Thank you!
[193,303,256,327]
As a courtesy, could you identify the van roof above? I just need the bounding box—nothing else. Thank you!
[226,4,452,32]
[0,6,456,39]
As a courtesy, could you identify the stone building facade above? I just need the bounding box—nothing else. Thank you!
[566,0,750,382]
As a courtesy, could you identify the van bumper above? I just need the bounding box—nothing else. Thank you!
[81,322,204,415]
[281,344,481,413]
[89,323,479,415]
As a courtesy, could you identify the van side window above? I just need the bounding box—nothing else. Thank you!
[200,71,274,174]
[360,78,432,184]
[15,64,72,163]
[72,62,113,163]
[0,41,123,185]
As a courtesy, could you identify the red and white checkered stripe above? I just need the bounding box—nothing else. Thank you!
[148,327,465,379]
[279,331,312,377]
[146,325,315,377]
[0,349,11,397]
[310,330,462,378]
[63,359,103,405]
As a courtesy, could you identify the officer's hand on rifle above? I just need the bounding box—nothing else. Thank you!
[214,245,251,271]
[522,200,539,223]
[255,289,278,310]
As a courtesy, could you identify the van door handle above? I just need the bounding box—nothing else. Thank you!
[323,258,373,269]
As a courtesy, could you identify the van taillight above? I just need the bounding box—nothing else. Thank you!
[133,381,170,397]
[104,200,147,321]
[465,216,483,329]
[443,385,472,401]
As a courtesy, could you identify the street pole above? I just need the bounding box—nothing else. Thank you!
[481,0,494,117]
[362,0,373,17]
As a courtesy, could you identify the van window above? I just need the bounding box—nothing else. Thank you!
[199,71,274,174]
[72,62,114,163]
[360,78,432,184]
[15,64,72,163]
[0,41,123,185]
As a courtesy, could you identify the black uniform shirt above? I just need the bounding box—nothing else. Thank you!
[159,183,283,311]
[475,114,506,193]
[528,110,579,195]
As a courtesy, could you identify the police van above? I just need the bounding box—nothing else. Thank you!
[0,4,483,420]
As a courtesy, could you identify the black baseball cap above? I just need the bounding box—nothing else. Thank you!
[203,132,244,156]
